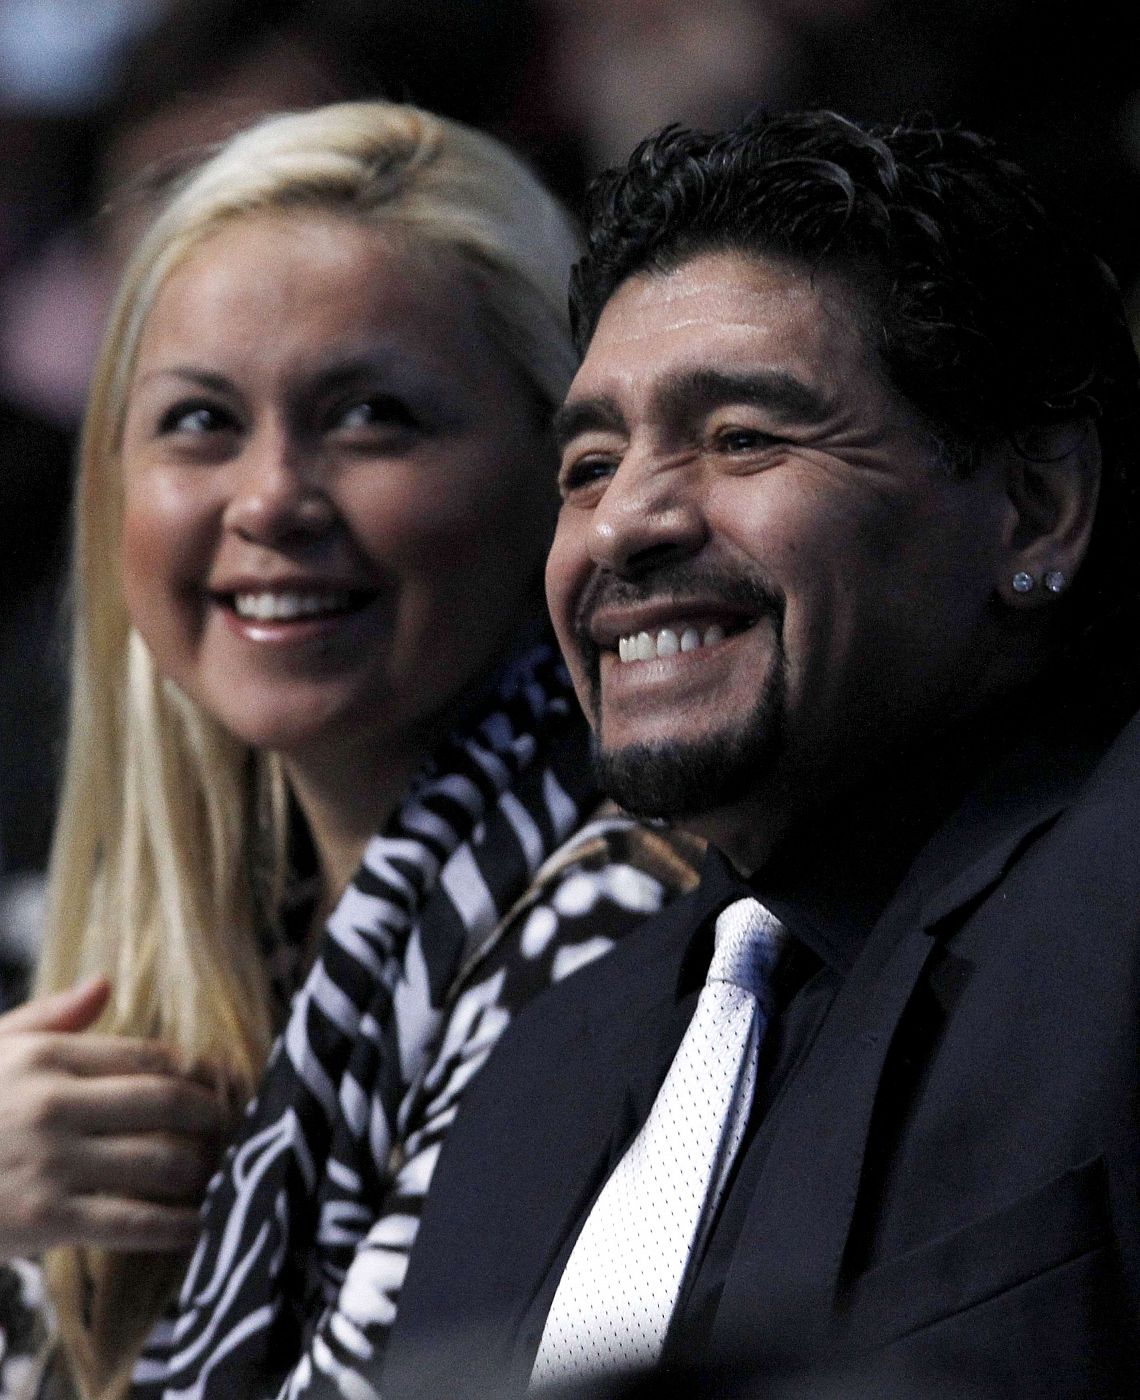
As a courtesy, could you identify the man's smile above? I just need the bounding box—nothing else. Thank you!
[574,564,783,683]
[616,622,728,663]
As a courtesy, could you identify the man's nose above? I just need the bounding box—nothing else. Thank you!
[588,451,706,578]
[222,431,336,546]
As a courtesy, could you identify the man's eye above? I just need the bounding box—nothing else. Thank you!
[715,426,778,453]
[158,402,234,435]
[559,453,617,497]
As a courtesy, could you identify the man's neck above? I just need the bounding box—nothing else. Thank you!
[691,683,1043,879]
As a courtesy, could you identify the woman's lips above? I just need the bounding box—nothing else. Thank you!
[212,587,379,642]
[229,588,365,622]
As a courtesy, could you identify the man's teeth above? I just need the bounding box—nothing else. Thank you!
[232,590,353,621]
[617,624,726,663]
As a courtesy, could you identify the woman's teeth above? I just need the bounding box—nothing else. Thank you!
[617,623,726,664]
[232,590,353,621]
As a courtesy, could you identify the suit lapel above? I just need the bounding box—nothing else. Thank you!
[709,885,937,1364]
[709,730,1091,1366]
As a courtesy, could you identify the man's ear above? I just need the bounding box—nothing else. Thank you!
[995,418,1101,605]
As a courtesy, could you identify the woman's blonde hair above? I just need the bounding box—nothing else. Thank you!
[35,100,580,1398]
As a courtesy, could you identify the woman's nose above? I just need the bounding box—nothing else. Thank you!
[222,433,336,546]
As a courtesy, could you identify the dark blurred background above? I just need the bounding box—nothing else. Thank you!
[2,0,1139,1001]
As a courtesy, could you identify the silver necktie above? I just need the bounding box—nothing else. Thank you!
[530,896,785,1389]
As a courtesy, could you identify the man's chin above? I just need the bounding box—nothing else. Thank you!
[588,632,787,823]
[593,718,782,824]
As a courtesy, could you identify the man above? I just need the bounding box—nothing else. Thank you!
[381,112,1140,1398]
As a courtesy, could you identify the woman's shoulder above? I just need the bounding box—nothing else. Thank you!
[526,805,705,915]
[450,806,705,1003]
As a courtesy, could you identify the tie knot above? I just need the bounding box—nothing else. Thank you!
[709,897,785,998]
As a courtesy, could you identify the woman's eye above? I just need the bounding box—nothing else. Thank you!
[334,394,420,434]
[158,402,234,435]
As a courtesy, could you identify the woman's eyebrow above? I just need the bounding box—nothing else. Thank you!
[304,346,405,381]
[300,349,451,404]
[133,367,233,393]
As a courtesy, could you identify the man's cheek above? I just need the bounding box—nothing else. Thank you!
[567,638,602,729]
[545,551,582,655]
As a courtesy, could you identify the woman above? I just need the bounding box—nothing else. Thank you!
[0,103,702,1399]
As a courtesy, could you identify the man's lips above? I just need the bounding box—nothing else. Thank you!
[570,568,785,703]
[617,621,735,662]
[587,598,755,648]
[588,603,758,665]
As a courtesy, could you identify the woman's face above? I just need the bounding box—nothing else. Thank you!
[120,213,556,763]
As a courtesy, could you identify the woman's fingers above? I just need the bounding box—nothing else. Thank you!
[0,1000,238,1259]
[54,1130,221,1205]
[0,977,111,1035]
[0,1101,225,1258]
[0,1135,216,1260]
[19,1031,197,1079]
[51,1195,205,1254]
[32,1071,229,1139]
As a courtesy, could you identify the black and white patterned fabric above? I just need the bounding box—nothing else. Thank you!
[0,1261,48,1399]
[273,810,692,1400]
[127,639,700,1400]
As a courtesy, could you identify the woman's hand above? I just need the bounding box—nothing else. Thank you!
[0,977,232,1260]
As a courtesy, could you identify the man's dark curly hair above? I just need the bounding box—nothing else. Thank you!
[569,111,1140,707]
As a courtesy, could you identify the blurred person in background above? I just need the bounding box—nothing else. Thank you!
[521,1,1140,287]
[534,0,803,174]
[0,100,701,1400]
[0,398,72,1009]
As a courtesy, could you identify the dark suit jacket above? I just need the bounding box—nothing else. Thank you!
[382,708,1140,1399]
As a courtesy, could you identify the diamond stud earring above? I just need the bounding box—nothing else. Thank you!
[1012,571,1036,594]
[1043,569,1066,594]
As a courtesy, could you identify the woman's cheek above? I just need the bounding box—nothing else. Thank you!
[120,476,213,628]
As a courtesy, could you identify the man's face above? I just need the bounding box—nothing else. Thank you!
[546,250,1015,858]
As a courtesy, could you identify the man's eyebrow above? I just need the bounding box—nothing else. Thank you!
[552,396,626,453]
[551,369,830,452]
[658,367,831,427]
